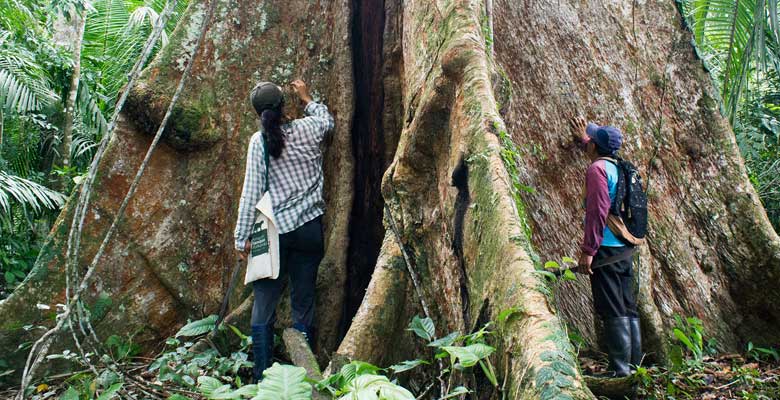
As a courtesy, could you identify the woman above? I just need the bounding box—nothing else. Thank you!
[234,79,334,381]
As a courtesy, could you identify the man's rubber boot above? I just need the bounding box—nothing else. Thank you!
[604,317,632,377]
[251,324,274,382]
[292,322,314,348]
[629,317,643,370]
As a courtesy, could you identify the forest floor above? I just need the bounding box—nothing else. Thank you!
[582,353,780,399]
[2,352,778,399]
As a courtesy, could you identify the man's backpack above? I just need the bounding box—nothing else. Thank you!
[600,157,648,246]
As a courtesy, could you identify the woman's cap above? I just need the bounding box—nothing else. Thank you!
[586,122,623,153]
[250,82,283,112]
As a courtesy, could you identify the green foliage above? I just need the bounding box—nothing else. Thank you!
[747,342,780,362]
[254,364,311,400]
[104,334,139,361]
[670,315,708,366]
[176,314,218,338]
[337,374,414,400]
[387,359,429,374]
[0,0,189,292]
[680,0,780,231]
[0,169,65,214]
[406,315,435,341]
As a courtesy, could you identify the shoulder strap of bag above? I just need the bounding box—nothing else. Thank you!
[597,156,618,165]
[262,134,270,193]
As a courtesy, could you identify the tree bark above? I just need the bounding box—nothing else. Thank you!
[59,13,86,177]
[1,0,779,398]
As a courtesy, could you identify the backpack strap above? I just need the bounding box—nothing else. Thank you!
[262,134,270,193]
[597,156,618,165]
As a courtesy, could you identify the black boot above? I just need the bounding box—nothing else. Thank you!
[604,317,632,377]
[629,317,643,369]
[292,322,314,348]
[251,323,274,382]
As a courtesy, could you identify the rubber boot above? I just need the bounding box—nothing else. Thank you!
[629,317,643,369]
[292,322,314,348]
[604,317,632,377]
[251,324,274,382]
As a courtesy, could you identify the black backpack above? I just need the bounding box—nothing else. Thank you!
[602,157,648,245]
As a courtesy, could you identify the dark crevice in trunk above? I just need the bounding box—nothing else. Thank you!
[451,156,471,329]
[341,0,389,336]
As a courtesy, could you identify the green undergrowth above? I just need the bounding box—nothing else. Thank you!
[631,315,780,399]
[12,314,517,399]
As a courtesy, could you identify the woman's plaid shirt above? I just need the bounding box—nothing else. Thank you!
[234,102,334,251]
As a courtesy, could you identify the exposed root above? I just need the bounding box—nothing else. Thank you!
[326,233,410,373]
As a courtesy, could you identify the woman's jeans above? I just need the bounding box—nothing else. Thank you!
[250,216,323,380]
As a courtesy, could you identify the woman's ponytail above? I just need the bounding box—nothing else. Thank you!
[260,107,285,158]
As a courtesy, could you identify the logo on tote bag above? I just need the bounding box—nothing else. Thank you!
[251,219,270,257]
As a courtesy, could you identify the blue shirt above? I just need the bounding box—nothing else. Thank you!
[602,160,624,247]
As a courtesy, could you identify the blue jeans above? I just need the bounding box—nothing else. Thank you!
[251,215,324,331]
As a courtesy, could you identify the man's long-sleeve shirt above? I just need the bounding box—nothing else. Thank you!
[234,101,334,251]
[580,132,625,256]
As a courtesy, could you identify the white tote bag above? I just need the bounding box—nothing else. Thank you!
[244,137,280,284]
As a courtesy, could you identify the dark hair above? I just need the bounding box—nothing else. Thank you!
[259,105,285,159]
[595,143,616,157]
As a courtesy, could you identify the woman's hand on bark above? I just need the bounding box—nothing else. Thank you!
[291,79,313,104]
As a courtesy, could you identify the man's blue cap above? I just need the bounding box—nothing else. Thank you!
[586,123,623,153]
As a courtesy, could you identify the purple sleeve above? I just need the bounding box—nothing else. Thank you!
[581,161,610,256]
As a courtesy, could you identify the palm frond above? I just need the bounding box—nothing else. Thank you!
[0,170,66,214]
[76,80,108,137]
[0,33,59,114]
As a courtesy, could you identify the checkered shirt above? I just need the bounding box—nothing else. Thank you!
[234,101,334,250]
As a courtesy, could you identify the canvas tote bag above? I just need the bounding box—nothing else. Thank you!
[245,135,280,283]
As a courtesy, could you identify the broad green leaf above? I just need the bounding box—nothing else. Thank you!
[407,316,435,341]
[532,270,557,281]
[96,383,123,400]
[496,307,520,323]
[561,256,576,264]
[253,363,311,400]
[673,328,695,353]
[210,384,257,399]
[197,376,231,398]
[338,374,413,400]
[388,359,429,373]
[177,315,218,337]
[442,343,495,368]
[61,387,80,400]
[338,361,382,386]
[562,269,577,281]
[543,261,560,269]
[428,331,460,347]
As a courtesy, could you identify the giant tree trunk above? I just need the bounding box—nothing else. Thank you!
[2,0,779,398]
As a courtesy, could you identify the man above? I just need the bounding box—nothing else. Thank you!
[571,116,642,377]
